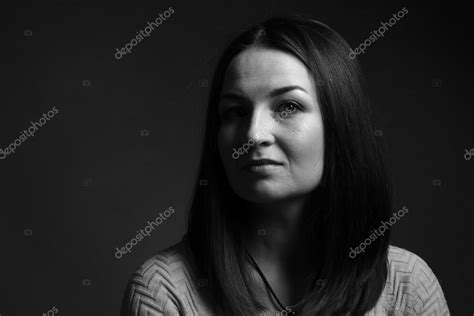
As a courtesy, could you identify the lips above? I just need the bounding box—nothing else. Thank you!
[242,158,283,169]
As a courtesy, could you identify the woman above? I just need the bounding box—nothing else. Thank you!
[120,15,450,315]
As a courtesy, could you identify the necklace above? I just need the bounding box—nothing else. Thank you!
[245,248,299,314]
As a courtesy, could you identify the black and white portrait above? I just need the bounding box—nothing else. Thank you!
[2,1,472,315]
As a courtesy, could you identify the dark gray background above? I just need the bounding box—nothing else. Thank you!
[1,0,472,315]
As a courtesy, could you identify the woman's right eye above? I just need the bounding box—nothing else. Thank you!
[221,107,246,120]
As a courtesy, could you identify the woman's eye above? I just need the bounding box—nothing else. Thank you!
[277,101,300,117]
[220,102,300,121]
[221,106,246,120]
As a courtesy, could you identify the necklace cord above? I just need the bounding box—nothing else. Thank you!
[245,248,291,312]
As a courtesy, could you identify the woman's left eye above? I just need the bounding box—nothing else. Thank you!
[277,101,300,115]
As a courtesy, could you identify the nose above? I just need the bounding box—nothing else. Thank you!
[244,108,274,147]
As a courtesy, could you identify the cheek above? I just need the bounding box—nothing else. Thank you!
[293,138,324,171]
[309,127,324,172]
[217,132,227,162]
[286,123,324,181]
[218,129,234,164]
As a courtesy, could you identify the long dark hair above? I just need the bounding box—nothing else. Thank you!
[185,14,393,315]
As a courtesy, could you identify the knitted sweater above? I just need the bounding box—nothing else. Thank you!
[120,239,450,315]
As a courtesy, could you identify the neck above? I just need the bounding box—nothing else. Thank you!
[242,195,317,267]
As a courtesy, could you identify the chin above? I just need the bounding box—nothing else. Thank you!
[232,185,289,204]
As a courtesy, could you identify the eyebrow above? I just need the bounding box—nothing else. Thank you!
[219,85,308,102]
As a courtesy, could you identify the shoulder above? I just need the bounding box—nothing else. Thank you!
[120,239,197,316]
[382,245,450,315]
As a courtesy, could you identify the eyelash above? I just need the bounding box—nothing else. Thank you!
[221,101,302,120]
[277,101,301,115]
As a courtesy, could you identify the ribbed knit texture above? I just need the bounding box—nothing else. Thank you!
[120,239,450,315]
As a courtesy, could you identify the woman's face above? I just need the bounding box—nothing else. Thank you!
[218,47,324,204]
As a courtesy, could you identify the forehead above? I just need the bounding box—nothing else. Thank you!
[221,47,315,94]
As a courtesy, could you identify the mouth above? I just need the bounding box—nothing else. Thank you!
[242,159,283,174]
